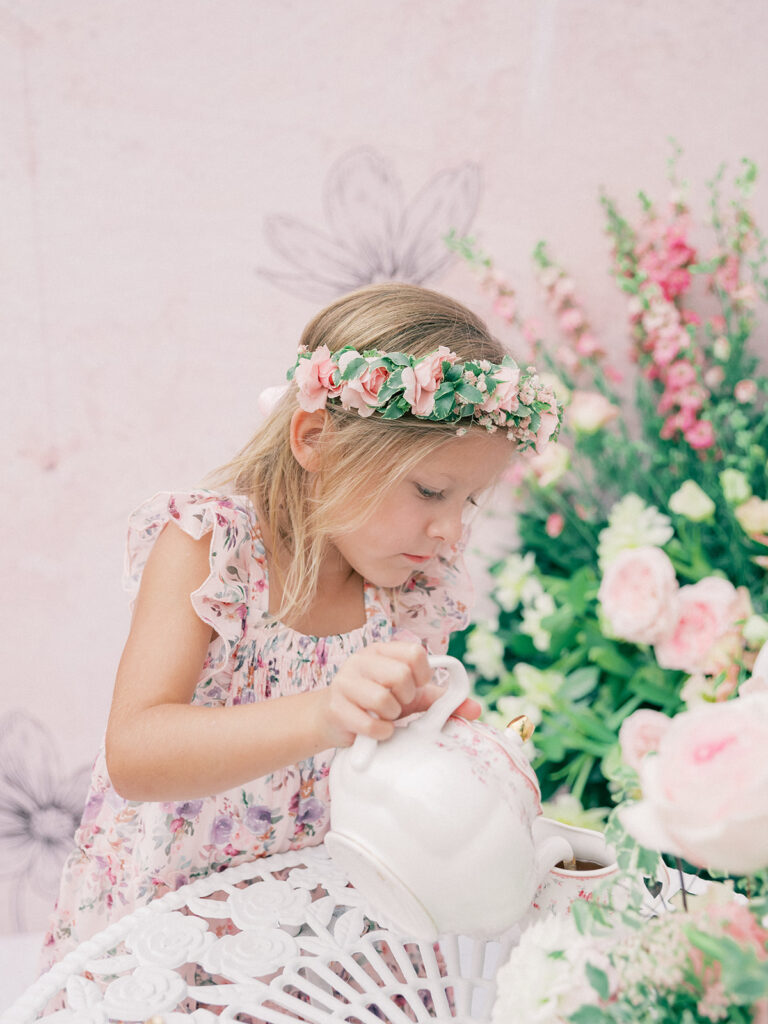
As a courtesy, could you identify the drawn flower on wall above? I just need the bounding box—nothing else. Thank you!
[260,147,482,301]
[0,711,90,927]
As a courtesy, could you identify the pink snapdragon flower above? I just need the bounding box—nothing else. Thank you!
[493,294,517,322]
[735,378,758,403]
[684,419,716,450]
[559,307,585,333]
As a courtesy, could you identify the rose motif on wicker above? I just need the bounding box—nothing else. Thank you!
[228,878,312,932]
[102,966,188,1019]
[125,910,215,969]
[201,928,300,982]
[288,858,352,892]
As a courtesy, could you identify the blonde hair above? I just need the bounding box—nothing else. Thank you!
[210,282,507,624]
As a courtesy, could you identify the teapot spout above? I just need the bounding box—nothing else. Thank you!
[534,834,574,883]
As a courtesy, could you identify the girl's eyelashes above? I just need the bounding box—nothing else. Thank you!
[415,483,480,507]
[415,483,445,500]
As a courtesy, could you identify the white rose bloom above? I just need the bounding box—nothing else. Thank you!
[494,551,537,611]
[597,494,674,569]
[465,623,505,680]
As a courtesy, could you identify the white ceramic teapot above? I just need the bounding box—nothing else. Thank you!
[325,655,574,940]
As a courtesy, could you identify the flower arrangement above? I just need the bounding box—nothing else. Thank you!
[448,149,768,815]
[489,686,768,1024]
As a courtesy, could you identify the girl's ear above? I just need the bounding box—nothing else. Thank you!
[289,408,327,472]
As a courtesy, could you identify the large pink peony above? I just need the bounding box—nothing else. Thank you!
[619,693,768,873]
[598,546,679,645]
[654,577,749,674]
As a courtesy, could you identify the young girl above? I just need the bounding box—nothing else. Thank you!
[41,282,560,970]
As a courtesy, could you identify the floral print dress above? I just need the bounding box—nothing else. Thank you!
[42,490,472,969]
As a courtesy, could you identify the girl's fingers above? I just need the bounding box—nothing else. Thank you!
[346,676,403,721]
[368,641,432,688]
[454,697,482,721]
[337,701,395,742]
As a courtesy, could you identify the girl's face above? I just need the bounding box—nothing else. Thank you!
[330,430,512,588]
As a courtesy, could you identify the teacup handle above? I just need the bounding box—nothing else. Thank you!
[349,654,470,771]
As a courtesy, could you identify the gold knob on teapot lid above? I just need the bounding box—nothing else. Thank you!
[506,714,535,742]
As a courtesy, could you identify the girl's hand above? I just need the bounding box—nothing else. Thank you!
[324,641,442,748]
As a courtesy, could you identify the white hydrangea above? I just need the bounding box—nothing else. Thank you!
[494,551,537,611]
[464,623,505,680]
[491,916,609,1024]
[597,493,674,569]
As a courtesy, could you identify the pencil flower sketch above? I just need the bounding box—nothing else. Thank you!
[260,147,482,301]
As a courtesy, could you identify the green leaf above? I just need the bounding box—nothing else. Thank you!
[380,400,407,419]
[455,381,484,403]
[585,962,611,1002]
[340,356,366,380]
[562,666,600,700]
[588,645,636,677]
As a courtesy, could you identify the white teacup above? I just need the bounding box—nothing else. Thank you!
[521,817,672,927]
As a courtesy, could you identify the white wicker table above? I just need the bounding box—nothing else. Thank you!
[2,845,517,1024]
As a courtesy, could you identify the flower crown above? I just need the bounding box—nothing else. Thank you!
[287,344,562,452]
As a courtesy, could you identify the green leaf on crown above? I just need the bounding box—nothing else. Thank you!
[340,357,367,380]
[456,381,484,403]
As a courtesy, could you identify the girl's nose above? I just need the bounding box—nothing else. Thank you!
[426,507,463,546]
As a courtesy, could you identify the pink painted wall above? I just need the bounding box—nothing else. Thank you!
[2,0,767,933]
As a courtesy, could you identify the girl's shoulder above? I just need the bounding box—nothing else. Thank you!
[123,490,265,640]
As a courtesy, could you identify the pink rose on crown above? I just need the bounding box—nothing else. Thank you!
[478,363,521,414]
[337,352,389,417]
[619,693,768,874]
[598,546,679,645]
[294,345,341,411]
[401,346,454,417]
[654,577,750,674]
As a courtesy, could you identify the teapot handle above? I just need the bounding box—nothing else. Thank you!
[349,654,470,771]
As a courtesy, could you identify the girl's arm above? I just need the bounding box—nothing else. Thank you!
[105,523,438,801]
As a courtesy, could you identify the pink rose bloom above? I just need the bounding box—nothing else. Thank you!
[479,363,521,414]
[339,364,389,417]
[567,391,619,434]
[559,307,584,333]
[493,294,517,322]
[619,692,768,873]
[654,576,744,674]
[734,378,758,403]
[294,344,339,412]
[401,347,452,417]
[683,419,716,450]
[545,512,565,538]
[704,366,725,389]
[619,708,671,773]
[598,546,679,645]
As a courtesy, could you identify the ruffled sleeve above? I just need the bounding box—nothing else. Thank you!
[123,490,260,644]
[393,532,475,655]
